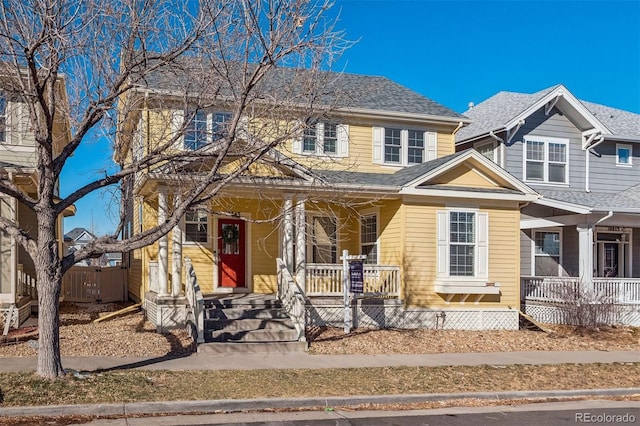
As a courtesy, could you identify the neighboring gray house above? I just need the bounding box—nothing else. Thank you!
[64,227,109,267]
[456,84,640,288]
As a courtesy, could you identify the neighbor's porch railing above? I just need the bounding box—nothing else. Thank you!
[521,276,640,304]
[184,257,205,344]
[305,263,401,296]
[17,265,37,299]
[276,258,306,342]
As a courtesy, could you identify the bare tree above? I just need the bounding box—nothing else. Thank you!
[0,0,348,379]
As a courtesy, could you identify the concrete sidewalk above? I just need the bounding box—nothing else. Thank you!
[0,350,638,373]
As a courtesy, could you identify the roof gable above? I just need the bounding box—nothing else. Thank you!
[457,85,639,144]
[402,149,538,198]
[64,227,95,242]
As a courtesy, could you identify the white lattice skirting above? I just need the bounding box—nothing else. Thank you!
[306,299,519,330]
[523,302,640,327]
[0,306,19,329]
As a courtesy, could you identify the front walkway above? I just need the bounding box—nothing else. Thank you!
[0,350,638,372]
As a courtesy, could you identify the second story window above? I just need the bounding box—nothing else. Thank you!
[616,143,632,166]
[303,123,317,153]
[373,127,436,166]
[384,128,402,163]
[407,130,425,165]
[183,110,232,151]
[294,121,349,157]
[524,136,568,184]
[184,110,208,151]
[474,141,497,163]
[323,123,337,154]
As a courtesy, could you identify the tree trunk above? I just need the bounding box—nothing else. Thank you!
[35,212,64,379]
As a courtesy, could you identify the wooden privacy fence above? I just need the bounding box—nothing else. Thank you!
[62,266,128,303]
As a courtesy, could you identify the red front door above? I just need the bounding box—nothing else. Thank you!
[218,219,246,288]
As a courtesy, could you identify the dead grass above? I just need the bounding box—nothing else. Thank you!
[0,363,639,408]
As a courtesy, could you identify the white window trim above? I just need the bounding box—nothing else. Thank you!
[132,117,144,162]
[616,143,633,167]
[295,122,349,158]
[172,109,232,151]
[523,135,569,185]
[436,208,489,284]
[183,209,210,246]
[359,208,379,264]
[531,228,562,276]
[474,140,497,163]
[373,126,437,167]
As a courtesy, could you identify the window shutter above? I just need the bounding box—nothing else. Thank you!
[426,132,437,161]
[372,126,384,164]
[477,212,489,279]
[292,120,303,154]
[337,124,349,157]
[171,109,185,149]
[436,210,448,278]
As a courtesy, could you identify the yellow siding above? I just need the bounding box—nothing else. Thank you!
[432,165,501,188]
[402,200,520,309]
[284,120,459,174]
[377,200,404,266]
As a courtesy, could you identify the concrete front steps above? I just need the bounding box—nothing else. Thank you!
[198,293,307,354]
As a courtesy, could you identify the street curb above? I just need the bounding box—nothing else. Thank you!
[0,388,638,418]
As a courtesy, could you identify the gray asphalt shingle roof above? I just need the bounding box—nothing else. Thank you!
[538,185,640,213]
[313,152,464,187]
[312,150,526,197]
[139,62,465,119]
[456,85,639,142]
[64,227,95,241]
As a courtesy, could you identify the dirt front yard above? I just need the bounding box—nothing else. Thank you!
[0,302,638,358]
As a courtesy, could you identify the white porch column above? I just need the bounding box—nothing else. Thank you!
[295,196,307,290]
[577,224,594,290]
[282,194,294,273]
[171,194,183,297]
[157,185,169,296]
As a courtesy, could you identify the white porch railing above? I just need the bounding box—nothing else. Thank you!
[184,257,204,344]
[62,266,127,303]
[17,266,37,300]
[276,258,306,342]
[305,263,401,296]
[521,276,640,304]
[594,278,640,303]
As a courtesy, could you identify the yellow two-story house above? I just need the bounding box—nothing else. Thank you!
[120,67,538,336]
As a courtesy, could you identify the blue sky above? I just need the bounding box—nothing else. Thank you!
[62,0,640,236]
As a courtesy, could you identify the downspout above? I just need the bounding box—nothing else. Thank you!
[584,135,604,192]
[594,210,613,226]
[452,121,464,135]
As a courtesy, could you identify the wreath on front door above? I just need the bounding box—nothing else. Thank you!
[222,225,239,244]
